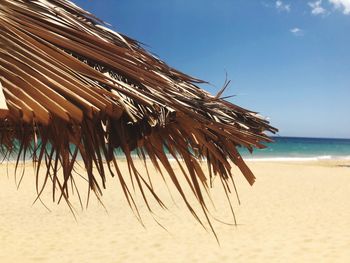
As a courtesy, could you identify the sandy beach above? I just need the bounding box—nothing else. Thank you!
[0,160,349,263]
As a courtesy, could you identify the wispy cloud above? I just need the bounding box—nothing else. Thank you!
[308,0,328,15]
[290,27,304,36]
[275,0,291,12]
[264,0,350,17]
[329,0,350,14]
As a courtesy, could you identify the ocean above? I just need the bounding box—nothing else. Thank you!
[2,136,350,162]
[240,136,350,161]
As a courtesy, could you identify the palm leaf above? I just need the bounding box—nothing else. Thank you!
[0,0,277,237]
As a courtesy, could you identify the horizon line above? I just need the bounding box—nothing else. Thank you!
[270,135,350,140]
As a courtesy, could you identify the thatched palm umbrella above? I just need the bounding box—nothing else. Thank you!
[0,0,277,235]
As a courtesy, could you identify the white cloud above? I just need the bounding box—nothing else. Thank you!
[308,1,327,15]
[290,27,304,36]
[276,0,291,12]
[329,0,350,14]
[266,0,350,16]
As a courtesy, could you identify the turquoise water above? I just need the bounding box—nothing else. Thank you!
[3,136,350,161]
[239,136,350,160]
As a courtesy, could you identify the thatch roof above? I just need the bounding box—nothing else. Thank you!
[0,0,277,235]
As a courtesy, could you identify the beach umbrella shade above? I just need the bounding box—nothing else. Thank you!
[0,0,277,234]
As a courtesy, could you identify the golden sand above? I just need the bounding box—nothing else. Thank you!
[0,160,349,263]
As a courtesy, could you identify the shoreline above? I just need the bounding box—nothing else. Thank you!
[2,154,350,164]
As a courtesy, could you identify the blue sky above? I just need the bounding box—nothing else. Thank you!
[73,0,350,138]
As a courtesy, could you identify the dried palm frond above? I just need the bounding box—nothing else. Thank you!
[0,0,277,237]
